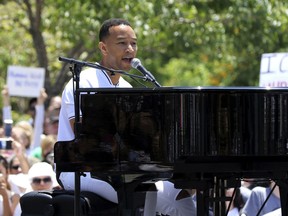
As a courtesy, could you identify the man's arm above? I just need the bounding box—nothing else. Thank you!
[69,117,82,133]
[69,118,75,133]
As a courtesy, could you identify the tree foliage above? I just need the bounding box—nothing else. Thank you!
[0,0,288,111]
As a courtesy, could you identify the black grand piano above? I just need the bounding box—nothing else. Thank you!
[54,87,288,216]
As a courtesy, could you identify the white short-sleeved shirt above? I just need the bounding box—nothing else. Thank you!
[228,207,240,216]
[241,186,281,216]
[262,208,282,216]
[57,67,132,142]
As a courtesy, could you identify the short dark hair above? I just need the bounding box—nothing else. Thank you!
[99,18,132,42]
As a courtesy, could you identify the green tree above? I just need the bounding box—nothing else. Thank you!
[1,0,288,111]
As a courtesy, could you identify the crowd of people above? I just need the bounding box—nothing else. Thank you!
[0,17,284,216]
[0,85,61,215]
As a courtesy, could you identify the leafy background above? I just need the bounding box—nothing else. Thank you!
[0,0,288,120]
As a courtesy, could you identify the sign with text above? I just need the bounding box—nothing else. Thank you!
[259,53,288,87]
[7,65,45,97]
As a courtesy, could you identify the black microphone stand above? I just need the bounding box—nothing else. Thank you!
[142,74,161,87]
[72,64,82,216]
[61,58,84,216]
[59,57,103,216]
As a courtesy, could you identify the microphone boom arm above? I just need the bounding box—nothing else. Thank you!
[144,74,161,87]
[59,56,146,80]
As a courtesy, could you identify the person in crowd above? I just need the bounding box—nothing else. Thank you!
[262,208,282,216]
[2,86,49,169]
[30,95,60,165]
[13,122,33,155]
[40,134,56,165]
[26,88,47,155]
[240,184,252,204]
[0,128,4,138]
[240,180,281,216]
[2,85,47,156]
[44,106,60,137]
[154,181,196,216]
[0,155,20,216]
[12,161,60,215]
[47,95,62,113]
[11,125,38,170]
[1,86,47,198]
[8,156,22,175]
[5,127,35,198]
[225,187,245,216]
[26,161,58,192]
[7,155,29,195]
[26,98,37,127]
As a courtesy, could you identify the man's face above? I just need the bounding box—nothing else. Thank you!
[99,24,137,71]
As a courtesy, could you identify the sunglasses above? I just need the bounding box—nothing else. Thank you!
[32,177,52,184]
[11,165,20,170]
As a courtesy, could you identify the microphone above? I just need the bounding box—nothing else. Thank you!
[131,58,161,87]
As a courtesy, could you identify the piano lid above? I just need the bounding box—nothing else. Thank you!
[54,87,288,172]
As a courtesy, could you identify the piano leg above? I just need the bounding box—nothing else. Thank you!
[74,171,81,216]
[213,177,232,216]
[117,181,157,216]
[196,189,210,215]
[277,179,288,216]
[196,179,227,216]
[143,191,157,216]
[117,183,137,216]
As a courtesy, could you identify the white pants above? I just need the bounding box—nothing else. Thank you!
[59,172,157,216]
[262,208,282,216]
[155,181,197,216]
[59,172,118,203]
[59,173,182,216]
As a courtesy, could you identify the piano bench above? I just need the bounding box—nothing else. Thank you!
[20,189,118,216]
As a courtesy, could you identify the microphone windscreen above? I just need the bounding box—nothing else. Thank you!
[131,58,141,69]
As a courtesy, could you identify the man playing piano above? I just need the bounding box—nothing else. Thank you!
[57,18,136,205]
[56,18,197,216]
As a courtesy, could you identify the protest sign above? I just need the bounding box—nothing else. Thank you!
[259,53,288,87]
[7,65,45,97]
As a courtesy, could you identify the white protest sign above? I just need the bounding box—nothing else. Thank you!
[259,53,288,87]
[7,65,45,97]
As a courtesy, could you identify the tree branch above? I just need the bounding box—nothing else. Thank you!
[51,43,98,96]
